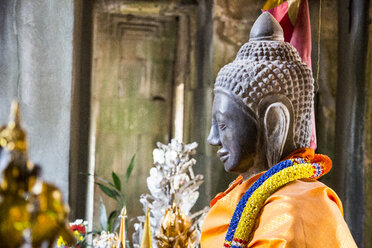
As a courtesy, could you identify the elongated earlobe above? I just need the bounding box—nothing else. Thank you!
[258,95,295,168]
[264,103,290,167]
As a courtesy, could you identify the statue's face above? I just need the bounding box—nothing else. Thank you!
[208,93,258,173]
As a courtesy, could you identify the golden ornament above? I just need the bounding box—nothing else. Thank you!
[0,101,27,152]
[0,100,74,247]
[140,207,152,248]
[119,207,127,248]
[155,203,198,248]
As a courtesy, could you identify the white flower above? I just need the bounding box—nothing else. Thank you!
[165,150,178,165]
[134,223,140,231]
[153,149,165,164]
[156,141,168,150]
[133,139,206,248]
[179,191,199,214]
[69,219,87,226]
[147,175,163,197]
[179,159,196,172]
[185,142,198,152]
[92,231,120,248]
[170,139,183,152]
[173,173,189,190]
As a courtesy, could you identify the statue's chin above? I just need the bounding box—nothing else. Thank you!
[224,157,256,175]
[223,162,244,174]
[223,160,239,174]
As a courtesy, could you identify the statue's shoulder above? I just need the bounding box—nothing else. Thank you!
[265,179,343,213]
[250,179,357,247]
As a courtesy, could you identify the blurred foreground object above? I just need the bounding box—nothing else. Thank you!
[92,231,120,248]
[140,208,152,248]
[0,101,74,247]
[132,139,209,248]
[56,219,88,248]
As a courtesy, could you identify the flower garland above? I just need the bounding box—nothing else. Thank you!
[223,154,331,248]
[56,219,88,248]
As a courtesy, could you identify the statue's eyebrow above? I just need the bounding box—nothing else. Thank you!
[215,110,233,119]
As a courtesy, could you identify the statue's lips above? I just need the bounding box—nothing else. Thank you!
[219,155,229,163]
[217,149,229,163]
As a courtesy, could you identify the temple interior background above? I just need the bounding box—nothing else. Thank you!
[0,0,371,247]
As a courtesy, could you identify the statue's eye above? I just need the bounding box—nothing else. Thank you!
[218,123,226,130]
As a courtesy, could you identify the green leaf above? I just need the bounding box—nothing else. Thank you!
[107,210,119,232]
[84,172,116,188]
[119,194,126,206]
[99,197,108,231]
[96,182,118,200]
[112,172,121,191]
[80,172,92,176]
[126,154,136,183]
[95,175,115,188]
[112,217,121,233]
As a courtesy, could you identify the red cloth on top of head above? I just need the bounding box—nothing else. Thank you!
[263,0,312,69]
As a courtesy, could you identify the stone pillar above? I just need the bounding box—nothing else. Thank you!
[69,0,94,220]
[335,0,370,246]
[363,6,372,248]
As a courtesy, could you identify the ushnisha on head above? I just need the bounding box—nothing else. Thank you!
[208,12,314,177]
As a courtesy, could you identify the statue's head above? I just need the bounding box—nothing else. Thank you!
[208,12,314,176]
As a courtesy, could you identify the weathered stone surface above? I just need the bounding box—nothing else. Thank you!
[335,0,370,246]
[91,8,179,234]
[308,0,338,187]
[0,0,74,201]
[363,6,372,248]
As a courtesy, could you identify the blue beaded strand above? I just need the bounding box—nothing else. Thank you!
[224,159,295,242]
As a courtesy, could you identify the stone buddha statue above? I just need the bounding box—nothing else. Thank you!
[208,12,314,179]
[201,12,356,248]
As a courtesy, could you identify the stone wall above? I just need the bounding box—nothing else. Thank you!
[91,8,178,229]
[0,0,74,201]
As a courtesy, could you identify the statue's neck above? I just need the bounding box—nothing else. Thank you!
[241,152,268,181]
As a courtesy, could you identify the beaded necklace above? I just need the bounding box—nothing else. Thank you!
[223,154,331,248]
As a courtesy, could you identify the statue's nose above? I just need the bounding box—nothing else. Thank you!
[208,124,221,146]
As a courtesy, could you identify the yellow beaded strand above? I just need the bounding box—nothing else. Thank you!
[234,163,314,241]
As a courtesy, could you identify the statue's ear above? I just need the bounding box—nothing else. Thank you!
[258,95,295,167]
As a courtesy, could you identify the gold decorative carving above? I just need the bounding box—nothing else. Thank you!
[155,203,198,248]
[0,100,74,247]
[0,101,27,152]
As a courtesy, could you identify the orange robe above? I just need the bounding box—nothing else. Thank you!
[201,172,357,248]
